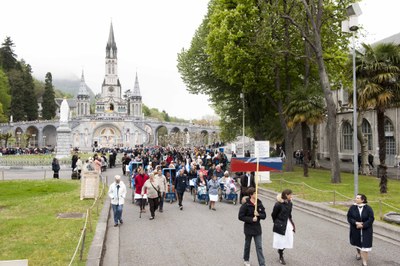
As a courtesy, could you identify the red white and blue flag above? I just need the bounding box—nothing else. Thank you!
[230,157,283,172]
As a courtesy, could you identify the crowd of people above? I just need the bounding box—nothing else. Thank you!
[70,144,374,266]
[0,147,53,155]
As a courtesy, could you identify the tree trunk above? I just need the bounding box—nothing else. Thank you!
[302,122,309,177]
[311,124,320,168]
[315,53,341,183]
[357,112,369,175]
[377,108,388,193]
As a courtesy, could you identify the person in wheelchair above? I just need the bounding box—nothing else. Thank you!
[196,172,207,196]
[220,171,237,195]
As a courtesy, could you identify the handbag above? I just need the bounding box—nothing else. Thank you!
[150,181,161,199]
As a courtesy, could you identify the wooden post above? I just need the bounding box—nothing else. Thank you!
[333,190,336,206]
[88,210,92,232]
[379,200,382,220]
[79,228,87,261]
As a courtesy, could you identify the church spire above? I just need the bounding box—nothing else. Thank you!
[106,22,117,58]
[78,70,89,96]
[133,72,141,97]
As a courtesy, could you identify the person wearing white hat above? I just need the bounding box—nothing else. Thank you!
[108,175,127,227]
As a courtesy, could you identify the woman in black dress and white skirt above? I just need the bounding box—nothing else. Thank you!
[271,189,295,265]
[347,194,374,266]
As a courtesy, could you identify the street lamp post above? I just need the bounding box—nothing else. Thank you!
[240,93,245,156]
[43,135,46,147]
[342,3,362,198]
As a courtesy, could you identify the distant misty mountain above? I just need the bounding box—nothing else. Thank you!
[52,78,96,101]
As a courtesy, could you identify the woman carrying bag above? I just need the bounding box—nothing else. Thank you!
[141,173,160,220]
[271,189,295,265]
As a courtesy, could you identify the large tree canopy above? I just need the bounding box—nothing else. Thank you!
[178,0,352,179]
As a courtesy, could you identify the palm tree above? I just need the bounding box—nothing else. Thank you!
[284,94,326,177]
[353,42,400,193]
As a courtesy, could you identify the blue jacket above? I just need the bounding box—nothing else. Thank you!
[175,173,188,193]
[207,179,219,196]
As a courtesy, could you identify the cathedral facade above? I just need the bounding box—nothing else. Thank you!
[64,22,148,150]
[0,23,220,152]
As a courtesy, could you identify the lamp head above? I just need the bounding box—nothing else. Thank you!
[346,3,362,17]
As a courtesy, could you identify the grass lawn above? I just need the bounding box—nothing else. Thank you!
[263,167,400,222]
[0,179,104,265]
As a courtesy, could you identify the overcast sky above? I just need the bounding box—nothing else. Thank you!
[0,0,398,119]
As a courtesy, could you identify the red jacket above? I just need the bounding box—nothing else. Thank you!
[135,174,149,194]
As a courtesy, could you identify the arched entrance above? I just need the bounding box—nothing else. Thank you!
[26,126,39,147]
[93,125,122,148]
[43,125,57,149]
[156,126,168,146]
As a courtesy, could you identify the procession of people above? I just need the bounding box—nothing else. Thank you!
[104,145,375,266]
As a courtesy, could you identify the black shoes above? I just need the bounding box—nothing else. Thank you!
[119,219,123,224]
[114,224,118,227]
[179,206,183,210]
[149,217,154,220]
[279,257,286,265]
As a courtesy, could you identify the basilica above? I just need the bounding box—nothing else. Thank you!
[61,22,148,150]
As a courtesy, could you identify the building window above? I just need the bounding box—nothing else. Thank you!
[385,118,396,157]
[342,121,353,150]
[362,119,373,150]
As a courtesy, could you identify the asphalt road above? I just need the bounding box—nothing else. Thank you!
[102,168,400,266]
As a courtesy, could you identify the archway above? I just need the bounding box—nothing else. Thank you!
[156,126,168,146]
[26,126,39,147]
[93,124,122,148]
[43,125,57,149]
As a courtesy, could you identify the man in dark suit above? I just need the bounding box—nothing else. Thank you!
[240,172,256,203]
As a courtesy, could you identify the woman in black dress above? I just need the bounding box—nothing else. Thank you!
[347,194,374,266]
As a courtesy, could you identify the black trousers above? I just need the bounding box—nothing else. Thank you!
[148,197,159,218]
[177,191,185,206]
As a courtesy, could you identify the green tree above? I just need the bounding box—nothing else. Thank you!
[8,69,26,121]
[0,68,11,122]
[162,110,170,122]
[41,72,57,119]
[284,91,326,177]
[21,63,38,121]
[142,104,151,117]
[0,37,17,71]
[353,42,400,193]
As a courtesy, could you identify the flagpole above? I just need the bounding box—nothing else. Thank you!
[254,155,259,216]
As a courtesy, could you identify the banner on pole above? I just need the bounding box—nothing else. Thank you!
[230,157,283,172]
